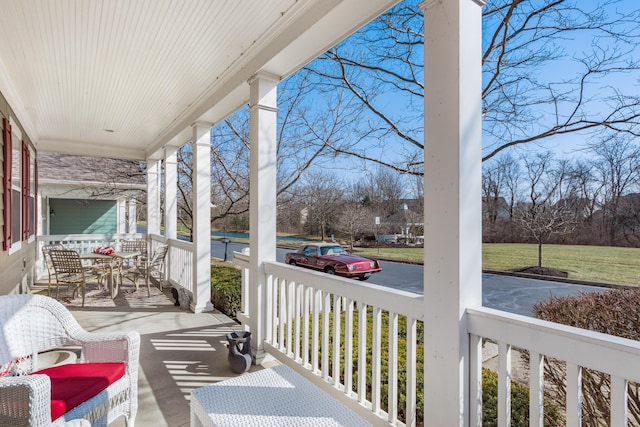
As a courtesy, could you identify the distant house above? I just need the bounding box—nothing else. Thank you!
[380,201,424,243]
[38,153,146,235]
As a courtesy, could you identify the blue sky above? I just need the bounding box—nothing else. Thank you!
[481,0,640,163]
[212,0,640,197]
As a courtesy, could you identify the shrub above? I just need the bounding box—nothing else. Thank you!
[482,368,562,427]
[210,262,241,319]
[533,288,640,425]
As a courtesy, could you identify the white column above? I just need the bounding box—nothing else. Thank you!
[117,199,127,234]
[146,158,161,236]
[164,146,178,241]
[191,122,213,313]
[421,0,484,426]
[127,198,136,233]
[248,72,278,363]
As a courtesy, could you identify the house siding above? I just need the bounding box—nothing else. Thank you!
[0,90,36,295]
[50,198,117,234]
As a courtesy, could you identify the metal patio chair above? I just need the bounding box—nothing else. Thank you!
[123,244,168,296]
[41,243,66,297]
[49,249,87,307]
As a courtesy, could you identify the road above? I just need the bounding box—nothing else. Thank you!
[211,240,610,317]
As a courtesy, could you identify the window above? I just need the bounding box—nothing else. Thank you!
[30,156,37,238]
[21,143,34,241]
[10,123,22,251]
[2,117,30,252]
[2,118,10,250]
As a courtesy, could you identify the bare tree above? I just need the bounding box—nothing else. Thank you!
[353,167,406,232]
[618,194,640,246]
[302,173,345,241]
[482,154,522,242]
[482,160,506,238]
[302,1,423,173]
[482,0,640,160]
[570,160,602,222]
[176,148,194,238]
[301,0,640,171]
[336,201,369,249]
[515,152,579,267]
[592,134,640,245]
[174,72,362,235]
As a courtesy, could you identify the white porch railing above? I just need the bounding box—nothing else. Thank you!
[37,233,144,277]
[233,251,424,426]
[37,233,195,294]
[165,237,194,293]
[234,251,640,426]
[144,234,195,293]
[467,306,640,427]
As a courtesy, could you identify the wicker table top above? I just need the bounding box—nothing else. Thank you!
[190,364,372,427]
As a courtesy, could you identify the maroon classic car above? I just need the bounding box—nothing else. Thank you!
[285,243,381,280]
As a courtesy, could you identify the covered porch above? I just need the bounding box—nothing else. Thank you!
[3,0,640,426]
[29,280,251,427]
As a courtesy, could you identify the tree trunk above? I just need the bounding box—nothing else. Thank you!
[538,241,543,268]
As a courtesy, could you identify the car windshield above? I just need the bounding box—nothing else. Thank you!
[319,246,347,256]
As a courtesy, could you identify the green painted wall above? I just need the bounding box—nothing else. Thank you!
[50,199,117,234]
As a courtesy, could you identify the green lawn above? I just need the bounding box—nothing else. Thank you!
[353,246,425,264]
[483,243,640,286]
[355,244,640,287]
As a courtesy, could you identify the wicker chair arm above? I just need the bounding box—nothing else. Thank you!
[0,374,53,427]
[80,331,140,367]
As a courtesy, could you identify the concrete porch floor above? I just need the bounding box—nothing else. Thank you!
[33,280,271,427]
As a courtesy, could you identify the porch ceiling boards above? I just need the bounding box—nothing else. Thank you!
[0,0,400,161]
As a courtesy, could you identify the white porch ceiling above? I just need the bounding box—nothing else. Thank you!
[0,0,399,161]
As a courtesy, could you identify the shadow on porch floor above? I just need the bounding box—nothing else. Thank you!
[32,280,273,427]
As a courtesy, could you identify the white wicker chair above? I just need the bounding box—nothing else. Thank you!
[0,294,139,427]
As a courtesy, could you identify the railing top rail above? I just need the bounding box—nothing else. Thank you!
[166,237,193,251]
[265,260,424,320]
[38,233,144,242]
[232,251,249,265]
[149,234,164,243]
[467,306,640,383]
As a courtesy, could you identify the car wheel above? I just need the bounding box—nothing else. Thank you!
[325,267,335,275]
[288,260,297,266]
[358,275,369,281]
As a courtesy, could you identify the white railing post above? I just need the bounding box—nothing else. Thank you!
[247,72,278,363]
[497,342,512,427]
[421,0,484,425]
[529,351,544,427]
[566,362,583,427]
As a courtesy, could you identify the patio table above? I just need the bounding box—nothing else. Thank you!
[190,364,372,427]
[80,251,140,298]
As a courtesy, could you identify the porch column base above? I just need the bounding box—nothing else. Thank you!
[252,349,271,366]
[190,300,214,313]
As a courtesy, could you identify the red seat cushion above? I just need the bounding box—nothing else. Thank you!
[32,362,126,421]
